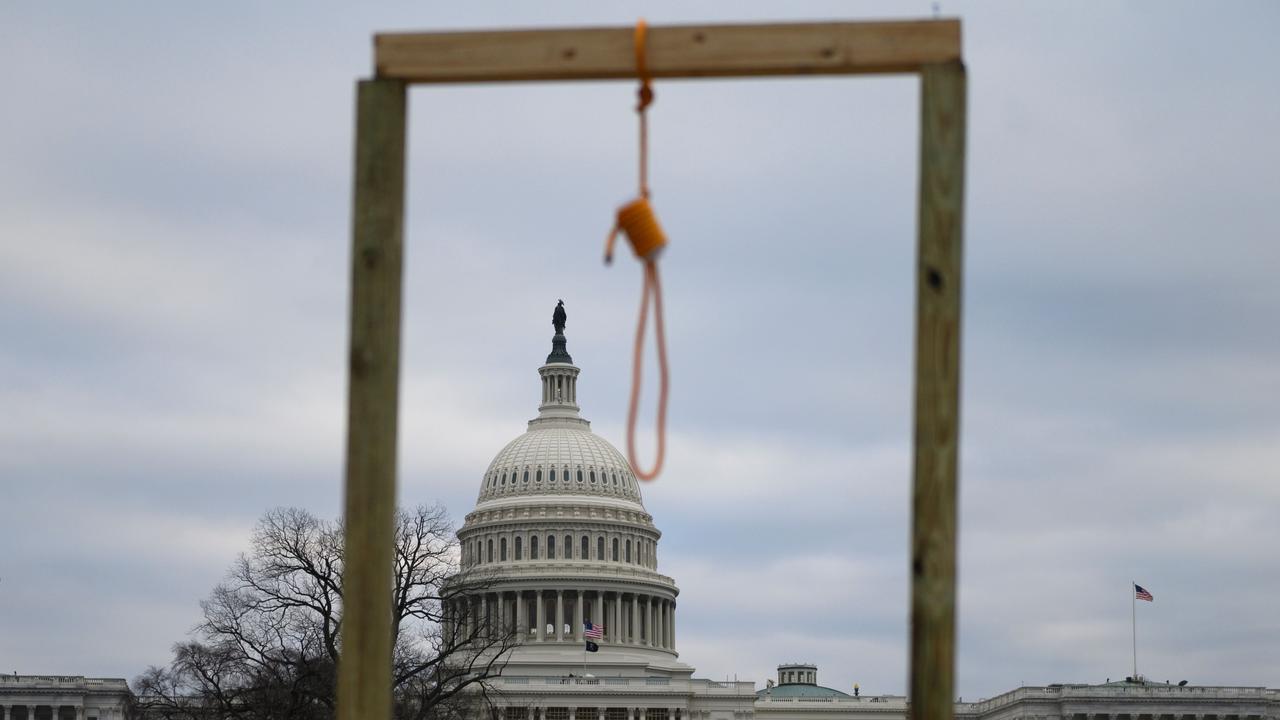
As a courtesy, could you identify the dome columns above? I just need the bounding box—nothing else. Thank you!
[450,587,678,653]
[777,663,819,686]
[537,364,582,420]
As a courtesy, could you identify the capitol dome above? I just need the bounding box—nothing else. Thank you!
[444,302,688,678]
[476,418,644,507]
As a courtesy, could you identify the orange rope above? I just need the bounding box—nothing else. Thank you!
[628,260,667,481]
[604,19,669,482]
[635,18,653,198]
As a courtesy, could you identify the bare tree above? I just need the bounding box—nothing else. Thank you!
[135,504,515,720]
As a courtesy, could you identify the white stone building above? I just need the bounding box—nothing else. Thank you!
[955,681,1279,720]
[12,308,1277,720]
[443,308,1280,720]
[442,315,758,718]
[0,676,129,720]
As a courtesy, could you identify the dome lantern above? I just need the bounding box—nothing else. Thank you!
[534,300,585,426]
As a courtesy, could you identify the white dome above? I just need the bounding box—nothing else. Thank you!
[477,423,644,506]
[449,307,685,676]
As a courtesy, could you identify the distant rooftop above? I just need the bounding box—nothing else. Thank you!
[758,683,851,699]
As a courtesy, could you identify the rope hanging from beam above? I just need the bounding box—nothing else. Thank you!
[604,19,669,482]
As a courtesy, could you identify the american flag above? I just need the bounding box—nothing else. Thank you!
[584,621,604,640]
[1134,584,1154,602]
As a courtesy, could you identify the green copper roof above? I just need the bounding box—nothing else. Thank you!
[757,683,851,699]
[546,332,572,364]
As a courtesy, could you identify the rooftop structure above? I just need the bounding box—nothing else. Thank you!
[0,675,130,720]
[440,306,1280,720]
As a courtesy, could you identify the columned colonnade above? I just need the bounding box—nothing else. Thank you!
[0,706,123,720]
[496,708,682,720]
[1064,715,1259,720]
[540,366,578,406]
[443,588,676,650]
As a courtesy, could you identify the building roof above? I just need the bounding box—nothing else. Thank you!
[473,308,645,508]
[479,423,644,505]
[758,683,852,699]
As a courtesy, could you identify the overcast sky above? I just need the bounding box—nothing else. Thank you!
[2,0,1278,701]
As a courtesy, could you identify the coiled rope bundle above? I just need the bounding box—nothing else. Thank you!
[604,19,669,482]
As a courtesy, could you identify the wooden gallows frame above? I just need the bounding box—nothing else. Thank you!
[339,18,967,720]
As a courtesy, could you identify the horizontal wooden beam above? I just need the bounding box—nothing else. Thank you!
[375,19,961,84]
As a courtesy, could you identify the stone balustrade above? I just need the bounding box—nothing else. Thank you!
[958,685,1277,715]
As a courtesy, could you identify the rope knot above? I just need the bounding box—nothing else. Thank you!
[636,83,654,113]
[605,197,667,265]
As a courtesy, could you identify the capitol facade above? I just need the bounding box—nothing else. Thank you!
[440,311,743,718]
[9,310,1276,720]
[437,309,1280,720]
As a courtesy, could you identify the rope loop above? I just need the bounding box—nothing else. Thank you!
[628,260,667,481]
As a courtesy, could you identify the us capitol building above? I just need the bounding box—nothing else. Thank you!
[6,307,1276,720]
[434,306,1280,720]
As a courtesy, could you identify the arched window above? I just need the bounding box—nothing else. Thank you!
[597,536,605,561]
[564,535,573,559]
[547,535,556,560]
[581,535,589,559]
[549,468,556,483]
[524,469,531,483]
[577,469,584,483]
[536,468,542,482]
[531,535,539,560]
[589,470,596,483]
[501,473,506,485]
[612,538,619,562]
[612,473,618,486]
[500,537,508,561]
[487,538,494,563]
[625,539,631,563]
[515,536,523,560]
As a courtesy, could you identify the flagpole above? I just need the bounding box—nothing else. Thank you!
[1131,581,1137,680]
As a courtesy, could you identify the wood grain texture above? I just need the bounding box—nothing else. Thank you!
[337,78,406,720]
[376,19,960,83]
[911,60,966,720]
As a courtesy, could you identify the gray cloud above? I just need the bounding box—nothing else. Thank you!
[2,0,1277,701]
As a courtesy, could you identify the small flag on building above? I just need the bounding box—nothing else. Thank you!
[1135,584,1153,602]
[585,640,600,653]
[584,621,604,640]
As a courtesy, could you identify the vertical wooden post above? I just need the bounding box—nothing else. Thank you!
[338,78,407,720]
[910,60,966,720]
